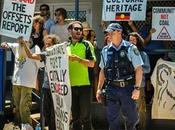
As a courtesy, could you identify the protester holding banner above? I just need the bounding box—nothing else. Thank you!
[96,23,143,130]
[50,8,69,43]
[19,34,60,130]
[40,4,55,36]
[128,32,151,130]
[67,21,96,130]
[1,37,41,127]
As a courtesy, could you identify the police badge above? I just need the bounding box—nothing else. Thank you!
[120,50,125,57]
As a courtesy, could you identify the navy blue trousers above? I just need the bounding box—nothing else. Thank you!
[106,85,139,130]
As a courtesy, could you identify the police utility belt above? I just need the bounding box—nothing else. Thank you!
[109,77,134,88]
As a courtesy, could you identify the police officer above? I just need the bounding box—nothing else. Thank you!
[96,23,143,130]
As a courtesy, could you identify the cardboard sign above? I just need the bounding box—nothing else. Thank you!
[151,59,175,119]
[46,43,71,130]
[0,0,36,40]
[152,7,175,41]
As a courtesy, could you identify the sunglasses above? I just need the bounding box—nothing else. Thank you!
[73,27,83,31]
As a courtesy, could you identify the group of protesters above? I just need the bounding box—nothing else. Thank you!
[1,2,172,130]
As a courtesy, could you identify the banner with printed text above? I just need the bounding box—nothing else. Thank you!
[151,58,175,119]
[0,0,36,40]
[152,7,175,41]
[102,0,147,21]
[46,43,71,130]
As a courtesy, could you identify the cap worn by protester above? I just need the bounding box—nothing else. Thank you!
[67,21,82,30]
[104,23,123,33]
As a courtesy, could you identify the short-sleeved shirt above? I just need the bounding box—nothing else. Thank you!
[7,43,41,88]
[99,40,143,69]
[140,51,150,87]
[67,40,96,86]
[43,18,55,33]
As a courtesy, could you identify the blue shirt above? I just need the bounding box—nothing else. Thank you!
[99,40,143,69]
[140,51,150,87]
[43,17,55,33]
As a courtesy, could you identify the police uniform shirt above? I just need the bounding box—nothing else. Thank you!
[99,40,143,69]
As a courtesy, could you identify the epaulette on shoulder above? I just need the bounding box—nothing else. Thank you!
[103,44,110,51]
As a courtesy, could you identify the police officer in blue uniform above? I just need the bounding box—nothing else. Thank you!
[96,23,143,130]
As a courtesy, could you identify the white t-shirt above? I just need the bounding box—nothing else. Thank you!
[7,43,41,88]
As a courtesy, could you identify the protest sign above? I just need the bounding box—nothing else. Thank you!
[46,43,71,130]
[102,0,147,21]
[0,0,36,40]
[151,59,175,119]
[152,7,175,41]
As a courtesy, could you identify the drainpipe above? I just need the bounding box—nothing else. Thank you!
[75,0,79,20]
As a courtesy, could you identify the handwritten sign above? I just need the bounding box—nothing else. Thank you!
[151,59,175,119]
[0,0,36,40]
[46,43,71,130]
[152,7,175,41]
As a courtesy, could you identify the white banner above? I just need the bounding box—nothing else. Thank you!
[0,0,36,40]
[151,58,175,119]
[46,43,71,130]
[102,0,147,21]
[152,7,175,41]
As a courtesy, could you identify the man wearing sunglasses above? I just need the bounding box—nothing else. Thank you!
[67,21,96,130]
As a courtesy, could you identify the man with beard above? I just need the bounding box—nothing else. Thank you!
[67,21,96,130]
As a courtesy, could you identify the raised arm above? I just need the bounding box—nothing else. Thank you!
[20,40,41,61]
[128,21,138,32]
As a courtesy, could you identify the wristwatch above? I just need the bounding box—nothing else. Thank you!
[134,85,141,90]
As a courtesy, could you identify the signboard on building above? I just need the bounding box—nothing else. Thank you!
[102,0,147,21]
[152,7,175,41]
[0,0,36,40]
[46,43,71,130]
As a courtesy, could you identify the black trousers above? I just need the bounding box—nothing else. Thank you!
[42,88,56,130]
[71,86,92,130]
